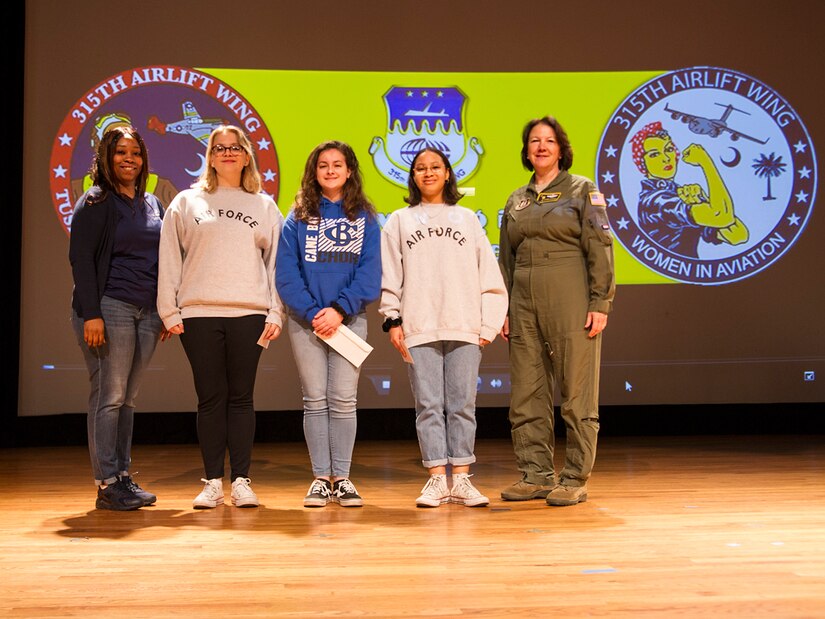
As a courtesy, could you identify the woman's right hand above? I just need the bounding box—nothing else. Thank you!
[83,318,106,348]
[500,316,510,342]
[389,325,411,361]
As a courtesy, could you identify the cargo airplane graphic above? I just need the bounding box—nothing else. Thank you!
[664,102,768,145]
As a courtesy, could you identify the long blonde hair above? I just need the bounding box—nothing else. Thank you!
[194,125,263,193]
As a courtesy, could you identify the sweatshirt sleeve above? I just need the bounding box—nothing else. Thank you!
[157,194,185,330]
[68,193,107,321]
[336,214,382,316]
[475,217,509,343]
[264,204,286,327]
[378,212,403,320]
[275,213,322,323]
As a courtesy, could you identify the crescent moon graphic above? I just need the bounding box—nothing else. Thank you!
[720,147,741,168]
[185,153,206,177]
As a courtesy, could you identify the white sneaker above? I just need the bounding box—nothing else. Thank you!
[415,474,450,507]
[451,473,489,507]
[193,478,224,509]
[231,477,259,508]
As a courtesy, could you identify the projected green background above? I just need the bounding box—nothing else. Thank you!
[205,68,669,285]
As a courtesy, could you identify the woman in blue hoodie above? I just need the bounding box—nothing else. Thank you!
[276,141,381,508]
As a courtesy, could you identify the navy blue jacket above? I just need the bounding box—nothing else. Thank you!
[69,187,163,320]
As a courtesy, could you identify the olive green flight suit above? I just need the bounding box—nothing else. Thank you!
[499,171,615,487]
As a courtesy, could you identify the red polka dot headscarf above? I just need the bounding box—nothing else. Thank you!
[630,122,679,175]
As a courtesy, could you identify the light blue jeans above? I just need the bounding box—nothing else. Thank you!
[287,313,367,479]
[407,341,482,468]
[71,295,162,485]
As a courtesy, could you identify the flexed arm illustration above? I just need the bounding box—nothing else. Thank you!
[681,143,748,245]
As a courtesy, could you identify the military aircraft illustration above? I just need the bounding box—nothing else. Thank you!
[405,102,449,118]
[663,102,768,145]
[147,101,226,144]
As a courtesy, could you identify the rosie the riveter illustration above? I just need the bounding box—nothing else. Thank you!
[631,121,749,259]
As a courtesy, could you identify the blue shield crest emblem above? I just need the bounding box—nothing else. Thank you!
[369,86,483,187]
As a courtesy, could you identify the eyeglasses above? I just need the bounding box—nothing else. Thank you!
[211,144,244,155]
[412,164,445,175]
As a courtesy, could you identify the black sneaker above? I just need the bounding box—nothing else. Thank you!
[119,474,157,506]
[303,478,332,508]
[96,480,143,511]
[332,478,363,507]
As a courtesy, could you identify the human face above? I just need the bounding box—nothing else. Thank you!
[210,130,250,187]
[412,150,448,204]
[316,148,351,201]
[112,136,143,196]
[526,123,562,178]
[643,135,678,179]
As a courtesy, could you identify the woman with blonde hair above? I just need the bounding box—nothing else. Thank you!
[158,125,285,509]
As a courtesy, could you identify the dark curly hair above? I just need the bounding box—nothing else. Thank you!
[293,141,375,222]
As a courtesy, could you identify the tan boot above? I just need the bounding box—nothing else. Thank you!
[500,479,554,501]
[546,483,588,506]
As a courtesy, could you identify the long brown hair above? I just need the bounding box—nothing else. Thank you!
[404,147,463,206]
[293,141,375,222]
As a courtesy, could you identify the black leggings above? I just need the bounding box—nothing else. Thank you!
[180,315,265,480]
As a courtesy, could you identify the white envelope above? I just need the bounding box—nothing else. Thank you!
[315,324,374,368]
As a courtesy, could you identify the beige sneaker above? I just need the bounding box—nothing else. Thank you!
[546,483,588,506]
[193,478,224,509]
[450,473,489,507]
[500,479,554,501]
[231,477,259,508]
[416,474,450,507]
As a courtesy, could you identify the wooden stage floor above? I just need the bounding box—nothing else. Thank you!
[1,435,824,617]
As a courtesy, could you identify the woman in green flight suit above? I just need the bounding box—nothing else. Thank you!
[498,116,615,507]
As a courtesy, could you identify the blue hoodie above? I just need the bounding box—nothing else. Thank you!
[276,197,381,323]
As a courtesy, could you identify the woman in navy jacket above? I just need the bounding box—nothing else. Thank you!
[69,126,167,511]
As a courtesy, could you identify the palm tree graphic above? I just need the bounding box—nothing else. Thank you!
[752,152,786,201]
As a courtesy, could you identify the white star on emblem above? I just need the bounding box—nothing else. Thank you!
[59,134,73,146]
[795,190,809,203]
[263,169,277,182]
[600,171,615,184]
[607,195,619,208]
[617,217,630,230]
[793,141,808,153]
[798,166,811,179]
[406,91,413,97]
[421,91,429,97]
[604,145,617,158]
[256,138,271,151]
[787,213,801,226]
[53,165,68,178]
[436,91,444,97]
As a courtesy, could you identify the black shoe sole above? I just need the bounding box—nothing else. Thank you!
[95,500,142,511]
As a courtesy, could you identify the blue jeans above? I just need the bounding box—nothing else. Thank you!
[407,341,482,468]
[287,313,367,479]
[71,296,162,485]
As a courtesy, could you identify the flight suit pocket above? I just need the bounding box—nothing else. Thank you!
[587,205,613,246]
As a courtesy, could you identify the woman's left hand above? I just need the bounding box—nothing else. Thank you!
[585,311,608,338]
[261,322,281,341]
[479,338,491,349]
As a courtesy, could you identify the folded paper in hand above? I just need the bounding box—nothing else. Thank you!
[315,324,373,368]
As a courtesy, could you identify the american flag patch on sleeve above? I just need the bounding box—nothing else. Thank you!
[589,191,606,206]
